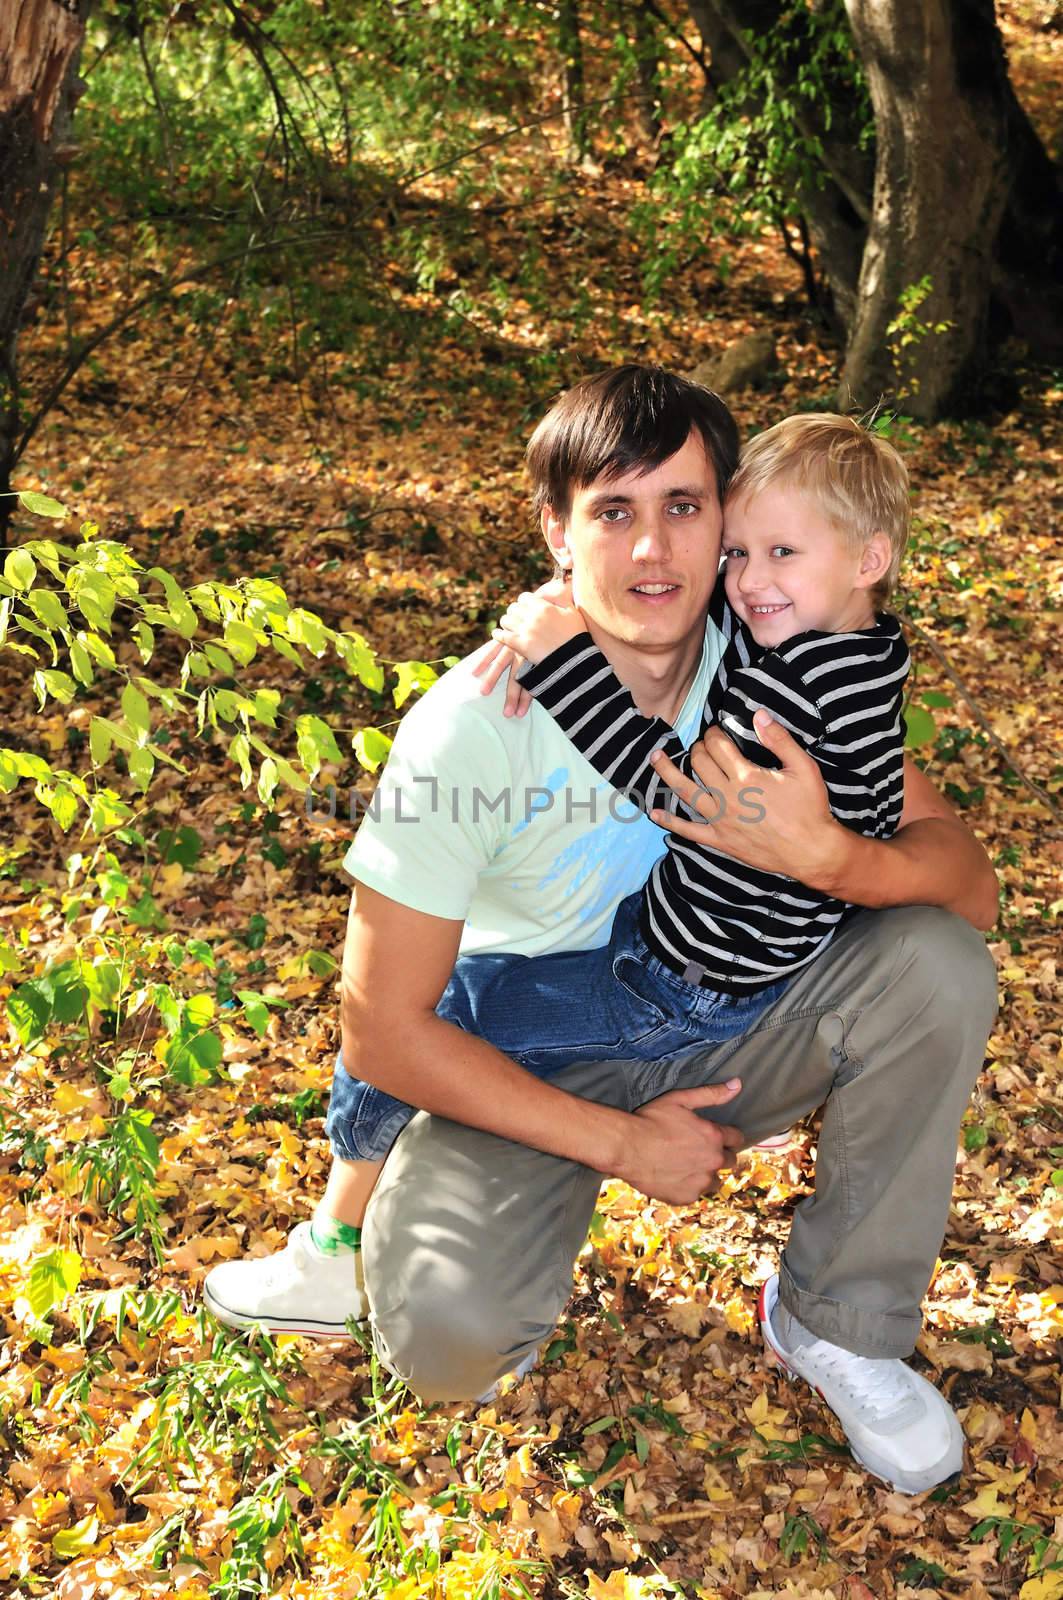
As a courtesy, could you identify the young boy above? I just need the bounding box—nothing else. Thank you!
[319,413,910,1172]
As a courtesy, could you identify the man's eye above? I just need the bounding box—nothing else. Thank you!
[669,501,698,516]
[600,508,628,523]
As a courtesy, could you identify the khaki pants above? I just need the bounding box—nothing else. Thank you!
[362,906,997,1402]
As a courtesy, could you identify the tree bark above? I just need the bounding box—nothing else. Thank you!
[0,0,92,538]
[840,0,1014,417]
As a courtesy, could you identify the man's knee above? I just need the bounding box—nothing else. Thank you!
[879,906,998,1047]
[370,1285,530,1404]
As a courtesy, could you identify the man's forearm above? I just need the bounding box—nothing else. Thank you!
[342,1007,632,1174]
[815,817,998,930]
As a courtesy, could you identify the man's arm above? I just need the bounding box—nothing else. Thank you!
[340,881,745,1202]
[647,712,999,931]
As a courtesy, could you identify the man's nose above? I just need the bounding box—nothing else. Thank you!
[631,519,671,561]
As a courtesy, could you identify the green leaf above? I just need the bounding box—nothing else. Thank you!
[27,1247,82,1319]
[27,588,68,630]
[157,825,202,868]
[223,618,259,666]
[185,938,215,968]
[121,681,152,743]
[245,912,267,951]
[203,642,234,675]
[352,727,393,773]
[52,1512,99,1562]
[132,621,154,662]
[69,637,94,686]
[252,688,280,727]
[89,718,112,766]
[185,992,215,1026]
[49,786,80,832]
[229,732,253,788]
[146,567,198,638]
[287,607,328,657]
[127,746,155,791]
[237,992,270,1036]
[903,705,937,748]
[82,631,117,670]
[72,570,116,633]
[393,659,439,709]
[296,714,343,778]
[582,1415,618,1436]
[43,668,77,704]
[5,548,37,591]
[18,490,68,520]
[921,691,952,708]
[258,755,279,806]
[7,978,53,1044]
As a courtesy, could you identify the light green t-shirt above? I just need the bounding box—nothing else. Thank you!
[344,623,725,958]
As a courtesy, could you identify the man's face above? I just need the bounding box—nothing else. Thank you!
[543,433,723,657]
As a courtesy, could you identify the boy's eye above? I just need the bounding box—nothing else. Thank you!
[722,548,745,560]
[771,545,795,557]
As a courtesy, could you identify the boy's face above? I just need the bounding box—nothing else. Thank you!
[543,432,723,658]
[722,484,882,646]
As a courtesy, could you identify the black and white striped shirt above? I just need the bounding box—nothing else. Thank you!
[520,587,910,993]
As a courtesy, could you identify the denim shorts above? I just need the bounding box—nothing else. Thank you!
[325,892,792,1162]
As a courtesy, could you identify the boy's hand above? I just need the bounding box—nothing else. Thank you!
[493,589,587,664]
[469,638,533,717]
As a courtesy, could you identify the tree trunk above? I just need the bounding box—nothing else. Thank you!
[0,0,92,540]
[840,0,1013,418]
[558,0,589,163]
[629,2,662,146]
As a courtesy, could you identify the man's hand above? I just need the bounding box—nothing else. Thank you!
[648,711,843,884]
[617,1078,745,1204]
[494,589,587,664]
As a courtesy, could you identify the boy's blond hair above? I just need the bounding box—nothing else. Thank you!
[726,413,910,605]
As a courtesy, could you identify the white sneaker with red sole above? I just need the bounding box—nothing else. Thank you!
[758,1274,964,1495]
[203,1223,367,1337]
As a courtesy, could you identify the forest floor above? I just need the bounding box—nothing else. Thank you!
[1,6,1062,1598]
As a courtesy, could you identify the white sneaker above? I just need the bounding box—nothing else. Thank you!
[203,1223,367,1338]
[758,1275,964,1494]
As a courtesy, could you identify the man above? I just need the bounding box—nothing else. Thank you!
[205,366,997,1494]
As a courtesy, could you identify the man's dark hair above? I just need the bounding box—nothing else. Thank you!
[525,364,739,522]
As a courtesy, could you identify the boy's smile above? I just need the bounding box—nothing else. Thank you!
[722,485,883,646]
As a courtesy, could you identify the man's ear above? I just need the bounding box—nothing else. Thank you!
[855,531,892,589]
[541,505,572,570]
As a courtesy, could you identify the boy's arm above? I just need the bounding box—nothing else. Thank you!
[519,637,707,806]
[648,718,998,930]
[341,883,746,1203]
[520,639,823,808]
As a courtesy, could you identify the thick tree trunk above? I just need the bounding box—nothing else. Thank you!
[0,0,91,538]
[840,0,1013,418]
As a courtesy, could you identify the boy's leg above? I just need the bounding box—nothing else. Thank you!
[204,1051,409,1335]
[364,905,995,1405]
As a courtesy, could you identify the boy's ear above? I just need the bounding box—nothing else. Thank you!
[541,505,572,569]
[856,531,892,588]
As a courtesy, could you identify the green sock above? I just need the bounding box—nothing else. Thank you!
[310,1212,362,1256]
